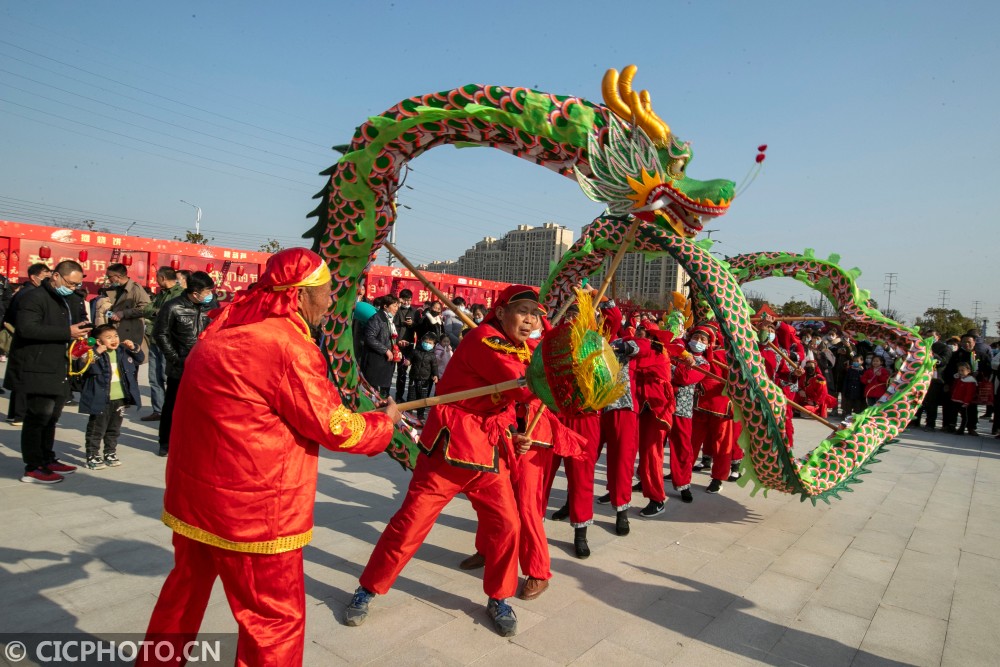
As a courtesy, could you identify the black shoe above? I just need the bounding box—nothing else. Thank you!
[157,447,169,457]
[551,504,570,521]
[65,398,78,406]
[596,492,611,505]
[728,462,742,482]
[706,479,723,494]
[639,501,665,517]
[574,527,590,559]
[632,481,642,492]
[691,461,705,472]
[615,510,630,536]
[663,472,672,481]
[680,489,693,503]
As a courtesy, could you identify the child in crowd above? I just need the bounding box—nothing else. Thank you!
[861,355,890,407]
[433,333,453,383]
[407,332,439,419]
[79,324,144,469]
[950,362,979,435]
[841,355,866,415]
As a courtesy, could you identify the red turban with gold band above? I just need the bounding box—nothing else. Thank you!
[203,247,332,336]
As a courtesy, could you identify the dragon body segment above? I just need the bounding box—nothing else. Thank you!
[312,66,930,500]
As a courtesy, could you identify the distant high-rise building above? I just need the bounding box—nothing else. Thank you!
[591,252,688,308]
[421,223,573,287]
[420,221,686,306]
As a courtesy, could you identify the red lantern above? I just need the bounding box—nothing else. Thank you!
[78,250,88,262]
[236,265,246,277]
[206,263,215,273]
[38,245,51,260]
[122,254,133,267]
[170,258,180,271]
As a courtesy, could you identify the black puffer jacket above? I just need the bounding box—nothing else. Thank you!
[153,294,215,379]
[4,281,85,395]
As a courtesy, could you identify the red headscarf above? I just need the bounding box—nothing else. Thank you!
[202,248,331,337]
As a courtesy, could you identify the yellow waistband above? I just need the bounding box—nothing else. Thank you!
[162,510,312,554]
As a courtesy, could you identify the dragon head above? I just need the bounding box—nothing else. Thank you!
[574,65,736,238]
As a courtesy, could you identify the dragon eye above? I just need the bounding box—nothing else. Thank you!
[667,158,686,179]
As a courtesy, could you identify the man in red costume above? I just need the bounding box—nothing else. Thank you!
[139,248,400,666]
[346,285,545,637]
[690,321,740,494]
[633,323,675,516]
[667,324,716,503]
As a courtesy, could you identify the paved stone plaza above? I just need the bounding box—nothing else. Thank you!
[1,376,997,666]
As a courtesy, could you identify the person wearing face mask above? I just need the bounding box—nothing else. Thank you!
[666,324,716,503]
[406,332,439,419]
[347,285,546,637]
[105,263,151,352]
[153,271,216,457]
[416,300,445,342]
[796,361,837,419]
[756,319,800,443]
[8,260,91,483]
[362,294,401,399]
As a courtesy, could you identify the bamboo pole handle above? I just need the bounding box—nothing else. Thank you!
[549,217,642,327]
[383,241,476,329]
[523,405,546,438]
[394,377,525,412]
[767,341,803,374]
[682,360,840,431]
[752,316,841,323]
[593,216,643,306]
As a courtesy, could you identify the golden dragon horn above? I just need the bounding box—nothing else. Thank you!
[601,65,672,147]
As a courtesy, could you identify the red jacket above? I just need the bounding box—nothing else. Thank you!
[861,366,890,399]
[420,320,534,472]
[694,347,731,417]
[162,316,395,554]
[632,338,675,426]
[950,375,978,405]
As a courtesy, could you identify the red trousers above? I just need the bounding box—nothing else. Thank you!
[601,409,639,510]
[512,446,553,580]
[667,415,695,490]
[637,410,668,502]
[140,533,304,666]
[360,448,519,600]
[692,412,737,482]
[544,413,601,526]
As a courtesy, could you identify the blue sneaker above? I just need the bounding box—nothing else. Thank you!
[345,586,375,627]
[486,597,517,636]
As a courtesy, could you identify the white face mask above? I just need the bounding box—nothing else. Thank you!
[689,340,707,354]
[529,329,542,340]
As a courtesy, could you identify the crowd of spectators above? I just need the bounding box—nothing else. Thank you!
[0,262,216,483]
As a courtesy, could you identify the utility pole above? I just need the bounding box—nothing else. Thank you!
[938,290,950,309]
[972,301,981,320]
[385,226,397,267]
[884,273,897,313]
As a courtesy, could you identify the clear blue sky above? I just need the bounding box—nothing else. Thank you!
[1,1,997,325]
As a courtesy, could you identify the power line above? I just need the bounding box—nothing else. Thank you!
[0,39,327,149]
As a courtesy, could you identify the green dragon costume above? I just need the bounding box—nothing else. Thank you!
[308,65,932,501]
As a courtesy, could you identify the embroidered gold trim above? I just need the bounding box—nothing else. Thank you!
[482,336,531,363]
[329,405,367,449]
[162,510,312,554]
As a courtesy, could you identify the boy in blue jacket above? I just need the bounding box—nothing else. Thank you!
[79,324,144,469]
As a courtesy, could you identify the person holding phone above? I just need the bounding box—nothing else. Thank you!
[8,260,91,484]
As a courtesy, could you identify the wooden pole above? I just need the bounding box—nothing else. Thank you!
[682,361,840,431]
[383,241,476,329]
[549,217,642,327]
[593,216,642,305]
[523,406,547,438]
[752,316,841,323]
[394,377,525,412]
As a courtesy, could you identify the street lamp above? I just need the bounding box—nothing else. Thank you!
[179,200,202,236]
